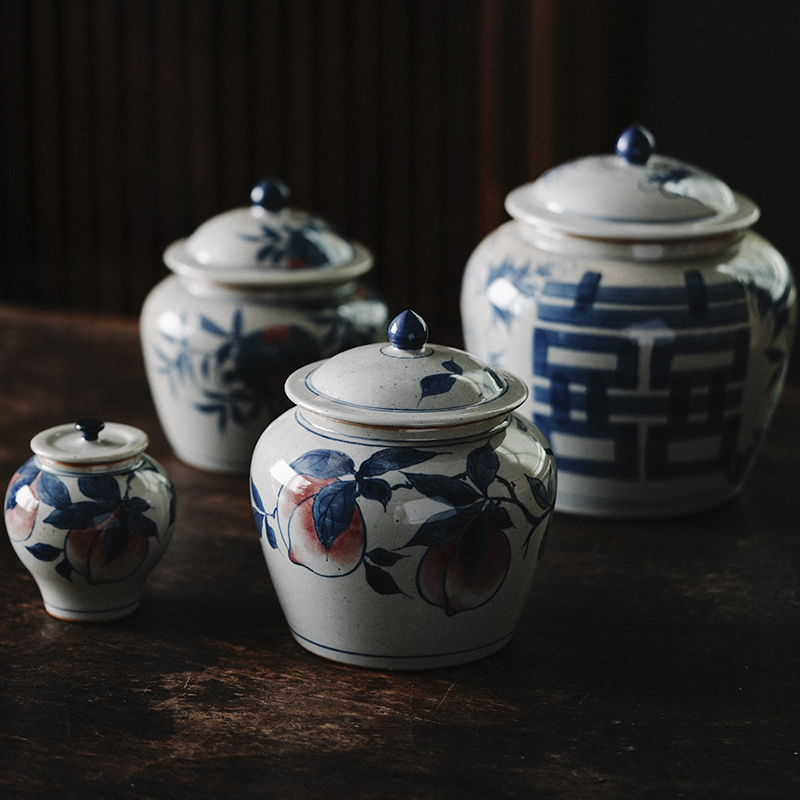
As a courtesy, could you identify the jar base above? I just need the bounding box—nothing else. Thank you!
[43,598,141,622]
[555,482,744,518]
[289,628,515,670]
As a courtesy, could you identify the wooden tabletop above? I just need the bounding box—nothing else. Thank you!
[1,303,799,799]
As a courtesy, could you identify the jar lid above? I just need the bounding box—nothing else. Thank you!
[163,178,372,286]
[505,125,759,240]
[285,310,528,428]
[31,419,149,468]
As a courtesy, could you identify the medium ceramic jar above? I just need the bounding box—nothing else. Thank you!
[249,310,556,670]
[462,125,795,518]
[4,419,176,621]
[141,178,388,473]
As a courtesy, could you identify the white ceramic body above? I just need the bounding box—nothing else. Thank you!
[140,276,387,473]
[4,454,175,621]
[250,409,556,670]
[461,223,796,517]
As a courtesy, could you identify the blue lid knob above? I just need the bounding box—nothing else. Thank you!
[388,310,428,350]
[251,178,290,212]
[616,125,655,165]
[75,418,105,441]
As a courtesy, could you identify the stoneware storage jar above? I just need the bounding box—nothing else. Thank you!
[4,419,176,621]
[141,178,388,473]
[249,310,557,670]
[462,125,795,518]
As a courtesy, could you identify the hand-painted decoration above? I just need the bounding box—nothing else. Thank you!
[249,310,557,669]
[462,126,795,517]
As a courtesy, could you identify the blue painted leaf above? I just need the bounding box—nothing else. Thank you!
[264,517,278,549]
[252,508,265,537]
[126,497,152,515]
[420,373,456,400]
[312,480,358,550]
[458,513,491,582]
[403,472,481,507]
[364,562,403,595]
[55,558,73,580]
[200,316,228,336]
[131,512,158,539]
[103,525,130,563]
[291,449,355,479]
[232,309,243,336]
[366,548,407,567]
[44,502,114,531]
[466,442,499,494]
[217,341,234,364]
[250,478,266,515]
[357,477,392,510]
[488,504,513,530]
[526,474,553,510]
[78,475,121,504]
[196,403,224,414]
[442,358,463,375]
[404,502,483,548]
[358,447,436,477]
[26,543,63,562]
[37,472,71,509]
[257,245,276,261]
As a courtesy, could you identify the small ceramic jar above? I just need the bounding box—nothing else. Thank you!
[462,126,796,518]
[141,178,388,473]
[4,419,175,621]
[249,310,557,670]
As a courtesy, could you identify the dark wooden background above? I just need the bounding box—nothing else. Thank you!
[1,0,798,376]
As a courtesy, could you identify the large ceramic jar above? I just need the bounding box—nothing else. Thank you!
[141,179,388,473]
[462,126,795,518]
[4,419,176,621]
[249,310,556,670]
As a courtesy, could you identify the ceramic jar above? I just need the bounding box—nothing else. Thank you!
[4,419,175,621]
[141,178,388,473]
[462,125,796,518]
[249,310,557,670]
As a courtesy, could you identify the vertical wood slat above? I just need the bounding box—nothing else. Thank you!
[344,0,381,265]
[0,0,640,333]
[29,0,65,307]
[409,0,444,329]
[122,0,159,307]
[0,0,34,305]
[93,0,126,312]
[60,0,94,310]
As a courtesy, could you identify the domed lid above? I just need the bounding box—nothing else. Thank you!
[31,419,149,470]
[285,310,528,429]
[505,125,759,240]
[163,178,372,286]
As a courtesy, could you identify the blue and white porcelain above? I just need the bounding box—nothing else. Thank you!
[141,178,388,473]
[462,126,795,517]
[4,419,175,621]
[249,310,556,669]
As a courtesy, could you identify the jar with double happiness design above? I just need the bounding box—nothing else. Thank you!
[141,178,388,473]
[461,126,795,517]
[249,310,557,670]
